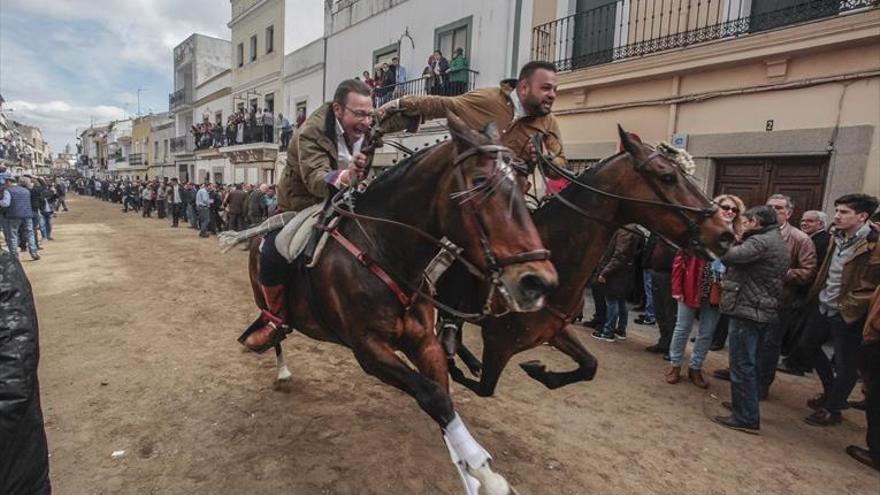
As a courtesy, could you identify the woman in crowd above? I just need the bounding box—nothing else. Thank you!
[665,194,745,388]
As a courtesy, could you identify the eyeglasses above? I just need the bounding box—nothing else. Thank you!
[345,106,373,120]
[719,204,740,214]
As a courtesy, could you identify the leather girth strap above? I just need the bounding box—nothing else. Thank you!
[325,225,414,308]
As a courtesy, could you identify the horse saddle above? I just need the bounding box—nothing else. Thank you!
[274,203,323,263]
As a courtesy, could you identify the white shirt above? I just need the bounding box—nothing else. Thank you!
[335,118,364,169]
[509,90,527,122]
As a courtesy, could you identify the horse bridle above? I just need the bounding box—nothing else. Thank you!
[530,134,719,256]
[330,141,550,320]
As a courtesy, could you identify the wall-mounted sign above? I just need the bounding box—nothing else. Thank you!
[766,120,774,131]
[671,133,688,149]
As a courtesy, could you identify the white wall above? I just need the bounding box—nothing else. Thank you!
[324,0,533,96]
[283,38,325,118]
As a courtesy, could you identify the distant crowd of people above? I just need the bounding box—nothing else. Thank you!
[75,177,277,239]
[191,108,294,151]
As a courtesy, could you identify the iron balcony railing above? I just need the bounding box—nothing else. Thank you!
[372,69,479,105]
[532,0,878,71]
[168,87,193,110]
[170,134,194,153]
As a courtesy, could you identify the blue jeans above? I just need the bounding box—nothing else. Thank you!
[186,204,197,228]
[603,297,628,335]
[6,217,38,259]
[642,270,655,320]
[40,210,53,239]
[198,206,211,236]
[729,317,769,426]
[669,302,720,369]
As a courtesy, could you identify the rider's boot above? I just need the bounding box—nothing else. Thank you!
[242,283,290,353]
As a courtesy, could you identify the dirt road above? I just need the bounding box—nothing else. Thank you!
[23,196,879,494]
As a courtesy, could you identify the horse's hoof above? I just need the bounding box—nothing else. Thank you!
[277,366,292,382]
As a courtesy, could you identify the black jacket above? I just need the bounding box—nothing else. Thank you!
[0,251,51,494]
[595,228,642,299]
[811,229,831,268]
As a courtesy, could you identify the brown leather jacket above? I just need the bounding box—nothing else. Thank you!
[808,222,880,325]
[865,286,880,342]
[388,84,566,168]
[779,222,817,304]
[277,103,339,212]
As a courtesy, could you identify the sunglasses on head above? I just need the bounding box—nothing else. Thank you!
[720,204,740,214]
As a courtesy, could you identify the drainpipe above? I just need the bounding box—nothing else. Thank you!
[322,37,327,102]
[511,0,524,78]
[666,75,681,140]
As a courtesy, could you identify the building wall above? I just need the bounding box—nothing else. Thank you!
[283,38,325,120]
[323,0,535,95]
[546,10,880,205]
[230,0,284,101]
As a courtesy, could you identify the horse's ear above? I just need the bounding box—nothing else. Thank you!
[447,110,480,149]
[482,121,501,143]
[617,124,640,155]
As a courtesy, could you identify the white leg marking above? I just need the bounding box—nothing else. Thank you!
[276,350,292,382]
[443,413,514,495]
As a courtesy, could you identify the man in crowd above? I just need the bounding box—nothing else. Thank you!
[246,184,268,227]
[801,194,880,426]
[713,206,790,434]
[183,182,198,229]
[196,183,213,238]
[847,286,880,472]
[279,113,292,150]
[644,234,677,356]
[757,194,817,396]
[245,79,373,352]
[223,184,248,232]
[591,227,641,342]
[0,248,51,494]
[262,108,274,143]
[168,178,184,228]
[800,210,831,264]
[0,176,40,261]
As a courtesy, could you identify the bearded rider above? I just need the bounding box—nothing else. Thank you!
[243,79,373,352]
[379,60,567,178]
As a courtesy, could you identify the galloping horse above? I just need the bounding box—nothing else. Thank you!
[247,113,557,494]
[441,126,735,397]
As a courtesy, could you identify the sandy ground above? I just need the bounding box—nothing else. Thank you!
[20,195,880,495]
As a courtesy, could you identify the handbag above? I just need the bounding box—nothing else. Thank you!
[708,279,723,306]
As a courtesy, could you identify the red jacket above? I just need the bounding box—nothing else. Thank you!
[671,251,707,309]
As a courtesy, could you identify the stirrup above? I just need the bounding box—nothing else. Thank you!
[238,310,290,354]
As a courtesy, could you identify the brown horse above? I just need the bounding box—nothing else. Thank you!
[441,126,735,397]
[247,114,557,494]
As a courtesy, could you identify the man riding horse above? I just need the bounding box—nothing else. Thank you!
[379,59,569,354]
[244,79,374,351]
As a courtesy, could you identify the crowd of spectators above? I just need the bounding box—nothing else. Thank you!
[73,177,276,240]
[361,48,471,106]
[191,108,293,151]
[585,190,879,467]
[0,165,69,261]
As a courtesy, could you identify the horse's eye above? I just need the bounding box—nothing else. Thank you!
[660,174,676,185]
[472,176,489,188]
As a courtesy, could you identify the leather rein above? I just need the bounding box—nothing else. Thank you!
[326,141,550,321]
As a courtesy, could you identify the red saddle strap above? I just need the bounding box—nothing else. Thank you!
[327,227,413,308]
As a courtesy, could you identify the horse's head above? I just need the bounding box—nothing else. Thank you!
[441,112,558,313]
[613,125,734,258]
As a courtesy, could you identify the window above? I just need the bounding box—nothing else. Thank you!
[435,17,472,62]
[250,35,257,62]
[237,43,244,67]
[264,93,274,114]
[154,141,159,159]
[163,139,169,160]
[265,25,274,54]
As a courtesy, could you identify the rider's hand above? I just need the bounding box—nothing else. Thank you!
[596,275,606,284]
[351,153,367,178]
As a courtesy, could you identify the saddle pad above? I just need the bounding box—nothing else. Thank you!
[275,204,322,262]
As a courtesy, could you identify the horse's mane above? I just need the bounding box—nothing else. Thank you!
[533,151,624,219]
[358,142,444,204]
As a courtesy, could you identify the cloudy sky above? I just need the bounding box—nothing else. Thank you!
[0,0,323,154]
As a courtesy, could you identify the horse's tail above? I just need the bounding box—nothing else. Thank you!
[217,211,299,253]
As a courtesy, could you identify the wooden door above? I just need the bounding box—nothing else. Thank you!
[713,156,828,225]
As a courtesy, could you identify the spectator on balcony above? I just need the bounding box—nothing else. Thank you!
[391,56,407,96]
[429,50,449,95]
[262,108,274,143]
[278,113,292,150]
[363,70,375,90]
[448,48,469,96]
[295,107,307,129]
[377,62,394,104]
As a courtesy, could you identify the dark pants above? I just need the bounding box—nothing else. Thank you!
[228,213,243,232]
[757,306,797,393]
[281,130,291,149]
[259,229,288,286]
[712,314,730,350]
[650,270,676,350]
[729,316,769,426]
[198,206,211,236]
[171,203,182,227]
[858,340,880,462]
[590,286,606,324]
[804,309,864,412]
[156,199,166,219]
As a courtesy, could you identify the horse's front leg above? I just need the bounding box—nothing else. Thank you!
[519,325,598,389]
[353,325,516,494]
[274,344,292,382]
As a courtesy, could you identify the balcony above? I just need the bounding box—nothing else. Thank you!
[532,0,878,71]
[371,69,479,104]
[169,87,193,111]
[170,134,194,154]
